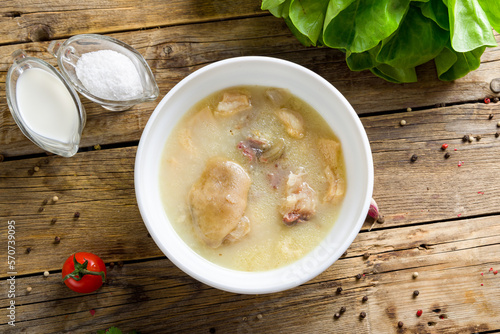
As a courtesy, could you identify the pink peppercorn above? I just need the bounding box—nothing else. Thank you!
[416,309,423,317]
[485,98,491,104]
[441,143,448,150]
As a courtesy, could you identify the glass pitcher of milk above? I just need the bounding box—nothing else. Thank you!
[6,50,86,157]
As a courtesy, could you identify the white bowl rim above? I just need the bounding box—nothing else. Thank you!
[135,56,374,294]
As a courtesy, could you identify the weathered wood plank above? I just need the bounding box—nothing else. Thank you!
[1,215,499,333]
[0,0,264,44]
[0,17,499,157]
[1,102,499,276]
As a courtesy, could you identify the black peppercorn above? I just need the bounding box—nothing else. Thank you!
[340,307,346,313]
[51,218,57,224]
[489,114,494,120]
[398,321,404,328]
[495,132,499,138]
[336,287,343,293]
[493,97,499,103]
[413,290,419,297]
[462,135,468,142]
[54,236,61,244]
[410,154,418,162]
[38,207,44,212]
[334,313,340,319]
[362,295,368,302]
[26,247,32,254]
[360,312,366,319]
[42,199,48,205]
[444,152,450,159]
[363,252,370,259]
[476,135,481,141]
[356,273,362,279]
[74,212,80,218]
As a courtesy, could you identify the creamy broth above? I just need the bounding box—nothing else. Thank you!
[160,86,345,271]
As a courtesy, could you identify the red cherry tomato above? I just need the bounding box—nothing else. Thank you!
[62,252,106,293]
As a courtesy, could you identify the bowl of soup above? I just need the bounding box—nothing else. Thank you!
[135,56,373,294]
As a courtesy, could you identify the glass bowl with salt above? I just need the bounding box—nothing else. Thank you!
[48,34,159,111]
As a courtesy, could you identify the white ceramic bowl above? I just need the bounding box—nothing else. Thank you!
[135,56,373,294]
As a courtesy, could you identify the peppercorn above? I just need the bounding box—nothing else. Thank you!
[413,290,419,297]
[497,121,500,128]
[441,143,448,150]
[42,199,48,205]
[400,120,407,126]
[362,295,368,302]
[26,286,32,293]
[52,195,59,203]
[26,247,32,254]
[51,218,57,224]
[444,152,450,159]
[73,211,80,218]
[94,144,102,150]
[412,272,419,279]
[416,309,423,317]
[468,135,474,142]
[360,312,366,319]
[34,166,40,172]
[493,97,499,103]
[336,287,343,293]
[256,314,263,320]
[54,236,61,244]
[363,252,370,259]
[356,273,362,279]
[462,135,468,142]
[406,107,412,112]
[484,98,491,104]
[398,321,404,328]
[496,132,500,138]
[334,313,340,319]
[476,135,481,141]
[43,271,50,277]
[489,114,494,120]
[410,154,418,162]
[377,216,385,224]
[340,307,346,313]
[38,207,44,212]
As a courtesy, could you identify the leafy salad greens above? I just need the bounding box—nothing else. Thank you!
[261,0,499,83]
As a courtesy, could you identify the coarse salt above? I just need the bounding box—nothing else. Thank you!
[75,50,143,101]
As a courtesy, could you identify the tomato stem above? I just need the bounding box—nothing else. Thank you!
[62,255,106,283]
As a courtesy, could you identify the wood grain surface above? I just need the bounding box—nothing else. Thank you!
[1,1,500,333]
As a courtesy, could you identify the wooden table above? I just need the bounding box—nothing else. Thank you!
[1,1,499,333]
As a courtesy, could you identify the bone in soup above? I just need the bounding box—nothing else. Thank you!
[160,86,346,271]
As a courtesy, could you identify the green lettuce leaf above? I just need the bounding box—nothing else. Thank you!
[289,0,329,46]
[477,0,500,32]
[448,0,497,52]
[435,44,486,81]
[322,0,412,53]
[417,0,450,30]
[377,6,449,68]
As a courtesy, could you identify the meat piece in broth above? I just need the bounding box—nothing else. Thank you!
[178,106,218,154]
[216,91,252,116]
[189,158,251,248]
[323,166,345,202]
[317,138,345,202]
[276,108,305,139]
[265,88,289,108]
[280,169,318,225]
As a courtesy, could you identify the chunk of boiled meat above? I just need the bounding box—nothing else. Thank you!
[276,108,305,139]
[189,158,251,248]
[178,106,218,154]
[280,168,317,226]
[323,166,346,203]
[216,91,252,116]
[265,88,289,108]
[317,138,341,167]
